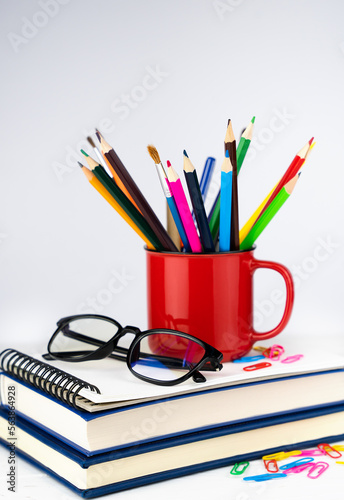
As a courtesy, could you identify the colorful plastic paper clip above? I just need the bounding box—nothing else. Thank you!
[333,445,344,452]
[233,355,264,363]
[307,462,329,479]
[264,459,279,473]
[243,473,287,482]
[262,450,301,461]
[281,354,304,363]
[243,362,272,371]
[280,457,314,471]
[318,443,342,459]
[262,344,284,360]
[297,449,326,457]
[230,461,250,475]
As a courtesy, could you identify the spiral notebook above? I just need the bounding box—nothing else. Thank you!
[1,346,344,413]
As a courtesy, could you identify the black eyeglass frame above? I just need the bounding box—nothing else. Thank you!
[44,314,223,386]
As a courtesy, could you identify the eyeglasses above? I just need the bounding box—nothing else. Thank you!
[43,314,223,386]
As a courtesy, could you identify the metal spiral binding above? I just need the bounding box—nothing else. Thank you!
[0,348,100,409]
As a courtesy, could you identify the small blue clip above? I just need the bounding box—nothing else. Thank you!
[243,473,287,482]
[279,457,314,470]
[233,355,265,363]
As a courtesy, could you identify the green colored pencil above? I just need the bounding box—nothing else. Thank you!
[236,116,255,173]
[81,151,165,251]
[240,173,300,250]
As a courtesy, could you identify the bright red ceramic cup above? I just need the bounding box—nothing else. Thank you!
[146,247,294,362]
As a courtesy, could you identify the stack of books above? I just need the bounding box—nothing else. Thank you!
[1,346,344,497]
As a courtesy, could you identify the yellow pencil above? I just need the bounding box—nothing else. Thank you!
[79,163,155,250]
[239,142,315,244]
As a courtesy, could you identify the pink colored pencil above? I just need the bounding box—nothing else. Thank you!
[166,161,202,253]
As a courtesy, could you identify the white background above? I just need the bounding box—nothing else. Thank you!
[1,0,344,498]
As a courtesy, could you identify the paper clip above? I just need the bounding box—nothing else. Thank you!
[253,345,266,353]
[297,449,326,457]
[243,362,272,371]
[233,355,265,363]
[262,450,301,461]
[243,473,287,482]
[333,445,344,452]
[286,463,315,474]
[280,457,314,471]
[264,459,279,473]
[262,344,284,360]
[281,354,304,364]
[307,462,329,479]
[230,462,250,475]
[318,443,342,458]
[336,461,344,464]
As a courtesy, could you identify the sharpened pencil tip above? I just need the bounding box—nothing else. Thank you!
[81,149,89,157]
[166,160,171,168]
[77,161,84,168]
[251,116,255,123]
[183,150,188,158]
[95,130,101,142]
[309,137,314,145]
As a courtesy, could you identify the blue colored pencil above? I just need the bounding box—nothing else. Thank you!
[199,157,216,201]
[219,150,233,252]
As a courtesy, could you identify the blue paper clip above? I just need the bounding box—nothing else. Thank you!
[244,473,287,482]
[230,461,250,475]
[233,356,265,363]
[279,457,314,470]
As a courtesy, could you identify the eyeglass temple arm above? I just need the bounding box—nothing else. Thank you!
[57,327,222,372]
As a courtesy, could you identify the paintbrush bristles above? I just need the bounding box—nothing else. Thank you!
[147,145,161,164]
[87,136,96,148]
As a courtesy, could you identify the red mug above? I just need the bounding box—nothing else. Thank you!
[146,247,294,362]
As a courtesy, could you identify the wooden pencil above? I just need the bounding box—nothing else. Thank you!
[219,151,233,252]
[167,161,202,253]
[80,151,164,251]
[96,131,177,252]
[183,150,214,252]
[240,173,301,250]
[225,119,239,250]
[79,163,155,250]
[236,116,255,173]
[254,138,313,224]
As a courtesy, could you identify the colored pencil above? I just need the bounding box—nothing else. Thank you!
[240,173,301,250]
[80,152,164,251]
[79,163,155,250]
[239,140,315,243]
[219,151,233,252]
[96,131,177,252]
[225,119,239,250]
[236,116,255,173]
[94,131,140,211]
[87,136,108,170]
[199,157,216,201]
[166,161,202,253]
[147,145,188,252]
[254,138,313,223]
[183,150,215,252]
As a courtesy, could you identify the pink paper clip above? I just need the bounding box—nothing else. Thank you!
[318,443,343,459]
[264,459,279,473]
[243,362,272,371]
[307,462,329,479]
[286,463,315,474]
[281,354,304,364]
[298,449,326,457]
[262,344,284,360]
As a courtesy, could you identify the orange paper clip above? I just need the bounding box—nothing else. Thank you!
[264,459,279,473]
[318,443,342,459]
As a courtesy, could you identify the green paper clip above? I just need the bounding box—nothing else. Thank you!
[230,461,250,475]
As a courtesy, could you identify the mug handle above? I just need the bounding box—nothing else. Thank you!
[250,259,294,341]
